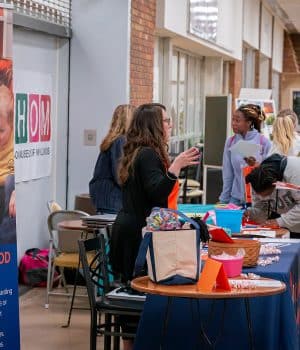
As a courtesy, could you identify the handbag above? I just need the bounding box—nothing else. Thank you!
[19,248,58,287]
[134,208,201,285]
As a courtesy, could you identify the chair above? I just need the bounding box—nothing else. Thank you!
[45,209,90,308]
[74,193,97,215]
[47,200,62,213]
[179,157,203,203]
[78,235,144,350]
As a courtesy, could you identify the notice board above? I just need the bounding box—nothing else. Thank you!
[204,95,231,166]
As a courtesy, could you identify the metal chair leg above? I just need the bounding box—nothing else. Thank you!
[62,261,80,328]
[113,317,120,350]
[104,313,112,350]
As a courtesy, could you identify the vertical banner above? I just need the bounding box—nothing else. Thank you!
[14,70,52,182]
[0,5,20,350]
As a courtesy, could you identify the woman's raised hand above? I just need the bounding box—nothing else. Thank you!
[168,147,200,177]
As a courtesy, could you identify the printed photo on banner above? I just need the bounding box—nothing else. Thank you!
[0,58,16,245]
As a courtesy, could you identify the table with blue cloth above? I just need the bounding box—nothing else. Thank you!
[133,243,300,350]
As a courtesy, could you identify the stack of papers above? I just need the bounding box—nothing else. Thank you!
[106,287,146,301]
[242,230,276,238]
[81,214,116,229]
[229,279,283,288]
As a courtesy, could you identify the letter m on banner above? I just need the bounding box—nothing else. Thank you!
[40,95,51,141]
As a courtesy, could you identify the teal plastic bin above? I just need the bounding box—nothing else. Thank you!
[215,209,243,234]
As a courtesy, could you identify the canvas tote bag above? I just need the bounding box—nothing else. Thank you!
[134,208,201,285]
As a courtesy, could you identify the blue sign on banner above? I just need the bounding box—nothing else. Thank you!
[0,244,20,349]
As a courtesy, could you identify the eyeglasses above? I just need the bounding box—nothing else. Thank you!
[163,117,172,126]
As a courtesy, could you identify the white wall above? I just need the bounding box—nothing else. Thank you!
[68,0,131,207]
[157,0,243,60]
[273,19,284,73]
[13,28,69,261]
[260,4,273,58]
[243,0,260,49]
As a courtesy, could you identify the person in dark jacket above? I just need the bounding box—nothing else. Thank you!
[109,103,200,350]
[89,104,136,214]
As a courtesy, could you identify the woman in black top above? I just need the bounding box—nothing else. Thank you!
[110,103,200,350]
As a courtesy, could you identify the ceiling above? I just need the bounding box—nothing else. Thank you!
[266,0,300,33]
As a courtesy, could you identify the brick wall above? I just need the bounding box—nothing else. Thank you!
[282,32,299,73]
[281,32,300,109]
[130,0,156,106]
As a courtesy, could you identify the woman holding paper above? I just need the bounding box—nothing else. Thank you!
[219,104,271,206]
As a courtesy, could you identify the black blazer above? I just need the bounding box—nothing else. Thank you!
[109,147,177,282]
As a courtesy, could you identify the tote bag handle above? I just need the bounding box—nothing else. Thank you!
[134,232,152,277]
[151,207,200,231]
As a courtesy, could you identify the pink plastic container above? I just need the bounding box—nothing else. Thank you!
[211,256,244,277]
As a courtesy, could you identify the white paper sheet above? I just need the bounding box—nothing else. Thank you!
[230,140,261,158]
[229,279,283,288]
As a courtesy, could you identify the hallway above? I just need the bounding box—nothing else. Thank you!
[19,287,108,350]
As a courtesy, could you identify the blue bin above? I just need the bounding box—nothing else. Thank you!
[215,209,243,234]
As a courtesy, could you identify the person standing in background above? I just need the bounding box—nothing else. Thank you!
[110,103,200,350]
[89,104,136,214]
[268,108,300,157]
[219,104,271,206]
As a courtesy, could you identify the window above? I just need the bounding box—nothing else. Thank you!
[258,54,270,89]
[242,46,255,88]
[170,49,204,153]
[272,71,280,113]
[189,0,218,42]
[2,0,71,31]
[222,61,230,95]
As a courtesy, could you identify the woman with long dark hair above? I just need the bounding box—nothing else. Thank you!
[110,103,200,350]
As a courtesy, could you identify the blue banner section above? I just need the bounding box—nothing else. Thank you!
[0,244,20,349]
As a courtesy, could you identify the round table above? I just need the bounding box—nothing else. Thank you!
[131,276,286,349]
[58,219,88,231]
[131,276,286,299]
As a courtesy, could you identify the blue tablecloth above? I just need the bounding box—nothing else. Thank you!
[133,244,300,350]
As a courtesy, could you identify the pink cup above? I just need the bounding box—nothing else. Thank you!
[212,256,244,277]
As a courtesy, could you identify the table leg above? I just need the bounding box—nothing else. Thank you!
[160,296,173,350]
[194,299,228,349]
[191,298,213,349]
[244,298,255,350]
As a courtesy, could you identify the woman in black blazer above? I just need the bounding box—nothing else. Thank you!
[110,103,200,350]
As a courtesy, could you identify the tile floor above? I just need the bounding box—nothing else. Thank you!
[19,287,109,350]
